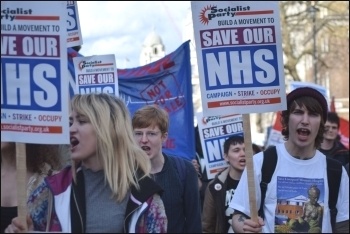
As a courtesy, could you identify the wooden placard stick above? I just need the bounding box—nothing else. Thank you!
[242,114,258,222]
[16,142,28,231]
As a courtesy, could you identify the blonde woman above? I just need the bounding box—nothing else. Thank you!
[5,93,167,233]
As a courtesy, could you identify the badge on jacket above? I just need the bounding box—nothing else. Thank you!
[214,183,222,191]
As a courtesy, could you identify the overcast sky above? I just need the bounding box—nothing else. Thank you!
[77,1,191,69]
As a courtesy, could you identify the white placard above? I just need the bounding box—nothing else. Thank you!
[196,112,244,179]
[73,54,119,96]
[1,1,70,144]
[66,1,83,47]
[191,1,286,117]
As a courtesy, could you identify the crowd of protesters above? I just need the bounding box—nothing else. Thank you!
[2,88,349,233]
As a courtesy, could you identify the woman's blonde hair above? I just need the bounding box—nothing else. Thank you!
[70,93,151,201]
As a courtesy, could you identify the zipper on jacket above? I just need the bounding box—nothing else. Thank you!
[124,206,139,232]
[73,188,84,232]
[124,204,149,233]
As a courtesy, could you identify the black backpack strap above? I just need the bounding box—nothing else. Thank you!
[326,157,342,233]
[258,146,278,220]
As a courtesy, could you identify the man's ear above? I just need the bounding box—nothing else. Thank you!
[223,153,229,162]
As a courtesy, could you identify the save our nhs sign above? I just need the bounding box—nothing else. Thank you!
[1,1,69,144]
[191,2,286,116]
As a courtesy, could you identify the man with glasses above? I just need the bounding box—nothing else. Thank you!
[132,105,202,233]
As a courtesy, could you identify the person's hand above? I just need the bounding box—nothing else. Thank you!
[5,215,34,233]
[242,217,264,233]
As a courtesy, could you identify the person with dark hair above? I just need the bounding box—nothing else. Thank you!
[5,93,167,233]
[319,112,349,166]
[132,105,202,233]
[1,142,64,233]
[202,135,246,233]
[229,87,349,233]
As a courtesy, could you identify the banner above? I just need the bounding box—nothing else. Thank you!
[67,41,195,160]
[339,118,349,149]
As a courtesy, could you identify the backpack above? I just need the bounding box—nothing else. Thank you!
[258,146,342,232]
[169,155,187,189]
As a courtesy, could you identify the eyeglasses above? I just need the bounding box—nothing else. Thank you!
[133,131,161,139]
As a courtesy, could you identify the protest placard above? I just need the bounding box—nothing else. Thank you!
[1,1,68,229]
[66,1,83,47]
[73,54,118,95]
[1,1,69,144]
[191,2,286,117]
[196,112,243,179]
[191,1,286,221]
